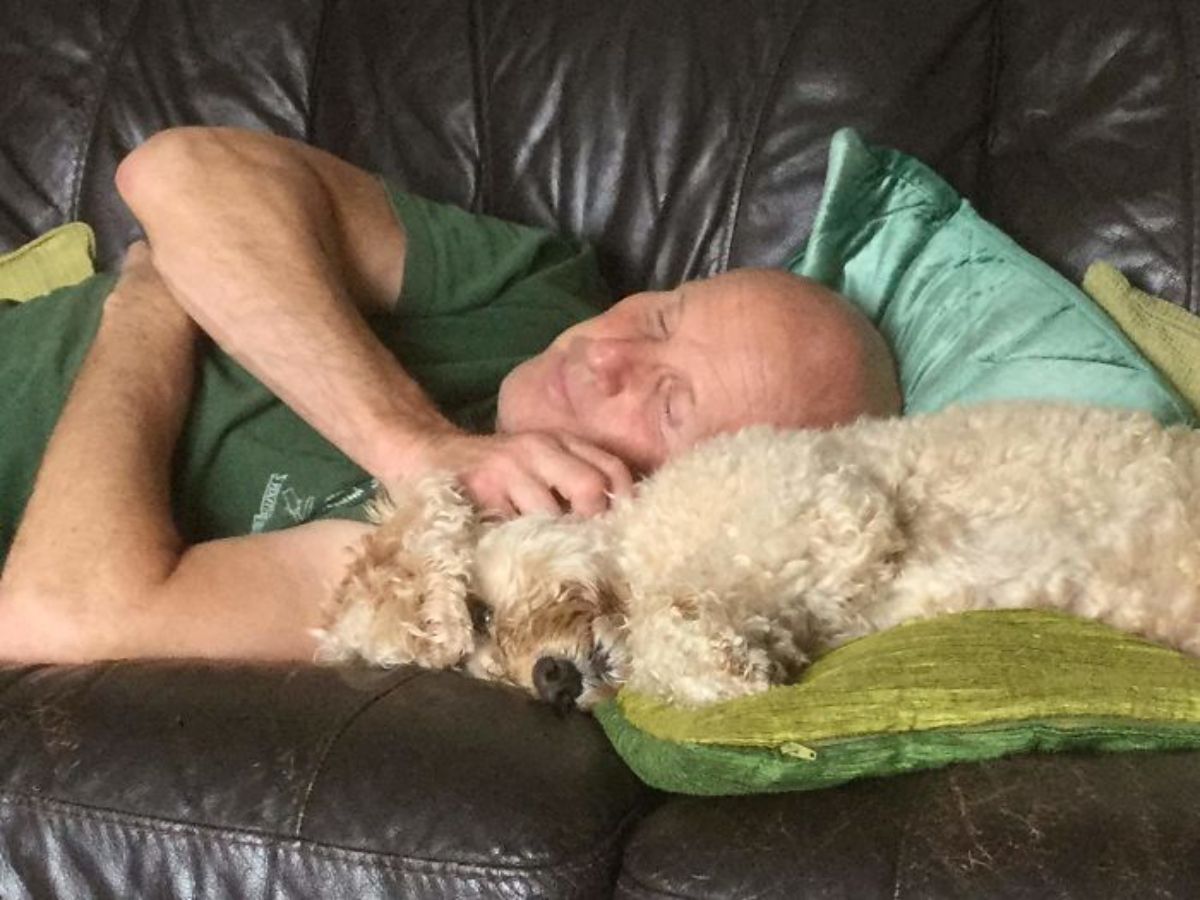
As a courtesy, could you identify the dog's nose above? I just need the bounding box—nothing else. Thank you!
[533,656,583,710]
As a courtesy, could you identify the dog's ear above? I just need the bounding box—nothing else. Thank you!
[314,473,479,669]
[551,572,625,618]
[620,588,774,707]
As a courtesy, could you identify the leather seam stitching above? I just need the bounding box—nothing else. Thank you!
[980,0,1004,210]
[889,781,917,899]
[302,0,337,142]
[718,2,810,271]
[67,0,145,221]
[0,791,618,878]
[290,668,423,835]
[468,0,492,213]
[1175,0,1199,310]
[616,866,704,899]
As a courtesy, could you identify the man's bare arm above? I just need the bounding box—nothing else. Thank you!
[0,244,368,663]
[115,127,453,485]
[115,127,631,517]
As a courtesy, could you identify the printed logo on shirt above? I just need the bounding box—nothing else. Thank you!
[250,472,315,533]
[281,486,316,523]
[319,479,379,515]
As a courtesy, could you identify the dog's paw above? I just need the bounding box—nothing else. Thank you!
[641,653,773,707]
[743,614,812,684]
[315,564,477,669]
[712,637,777,698]
[394,585,476,668]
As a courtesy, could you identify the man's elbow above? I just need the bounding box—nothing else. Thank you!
[115,126,195,216]
[0,576,131,665]
[0,579,65,664]
[115,126,230,224]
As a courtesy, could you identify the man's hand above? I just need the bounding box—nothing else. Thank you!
[405,431,635,518]
[106,240,192,327]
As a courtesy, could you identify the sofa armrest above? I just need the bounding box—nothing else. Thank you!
[0,662,652,898]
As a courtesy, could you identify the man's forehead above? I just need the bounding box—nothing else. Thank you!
[676,287,790,434]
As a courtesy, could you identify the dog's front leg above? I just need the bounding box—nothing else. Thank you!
[315,475,479,670]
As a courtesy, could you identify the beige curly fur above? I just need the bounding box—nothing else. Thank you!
[316,402,1200,709]
[314,476,480,669]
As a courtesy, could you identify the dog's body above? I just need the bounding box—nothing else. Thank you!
[318,402,1200,709]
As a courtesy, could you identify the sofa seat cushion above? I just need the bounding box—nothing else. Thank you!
[615,750,1200,899]
[0,662,652,898]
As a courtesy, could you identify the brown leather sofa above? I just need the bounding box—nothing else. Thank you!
[3,0,1200,896]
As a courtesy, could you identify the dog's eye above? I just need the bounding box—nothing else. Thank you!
[467,596,493,635]
[589,643,611,677]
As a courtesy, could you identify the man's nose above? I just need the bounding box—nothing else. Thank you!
[581,337,643,396]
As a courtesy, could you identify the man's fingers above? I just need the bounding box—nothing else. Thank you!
[559,435,636,498]
[449,432,635,519]
[522,447,613,516]
[468,478,517,519]
[124,240,151,262]
[482,499,516,519]
[506,477,564,517]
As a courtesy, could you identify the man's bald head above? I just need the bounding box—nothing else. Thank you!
[497,267,901,473]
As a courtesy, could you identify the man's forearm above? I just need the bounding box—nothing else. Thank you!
[116,127,458,483]
[0,247,196,658]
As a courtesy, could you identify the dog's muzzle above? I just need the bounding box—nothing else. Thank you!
[533,656,583,712]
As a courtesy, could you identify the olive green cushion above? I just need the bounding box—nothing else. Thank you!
[1082,261,1200,418]
[0,222,96,301]
[594,611,1200,795]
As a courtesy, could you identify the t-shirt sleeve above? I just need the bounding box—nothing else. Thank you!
[365,179,614,437]
[379,178,612,320]
[290,180,615,531]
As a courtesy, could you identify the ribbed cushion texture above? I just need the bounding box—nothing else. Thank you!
[0,223,94,301]
[597,611,1200,795]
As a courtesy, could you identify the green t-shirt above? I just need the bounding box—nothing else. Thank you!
[0,184,610,563]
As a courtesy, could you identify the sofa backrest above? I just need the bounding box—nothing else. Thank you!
[2,0,1196,307]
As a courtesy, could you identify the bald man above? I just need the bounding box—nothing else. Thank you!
[0,128,899,664]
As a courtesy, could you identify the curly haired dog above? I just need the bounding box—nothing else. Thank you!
[315,402,1200,710]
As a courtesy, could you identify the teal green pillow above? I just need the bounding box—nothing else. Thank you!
[788,128,1195,425]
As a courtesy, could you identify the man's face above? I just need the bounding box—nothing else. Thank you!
[495,268,878,474]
